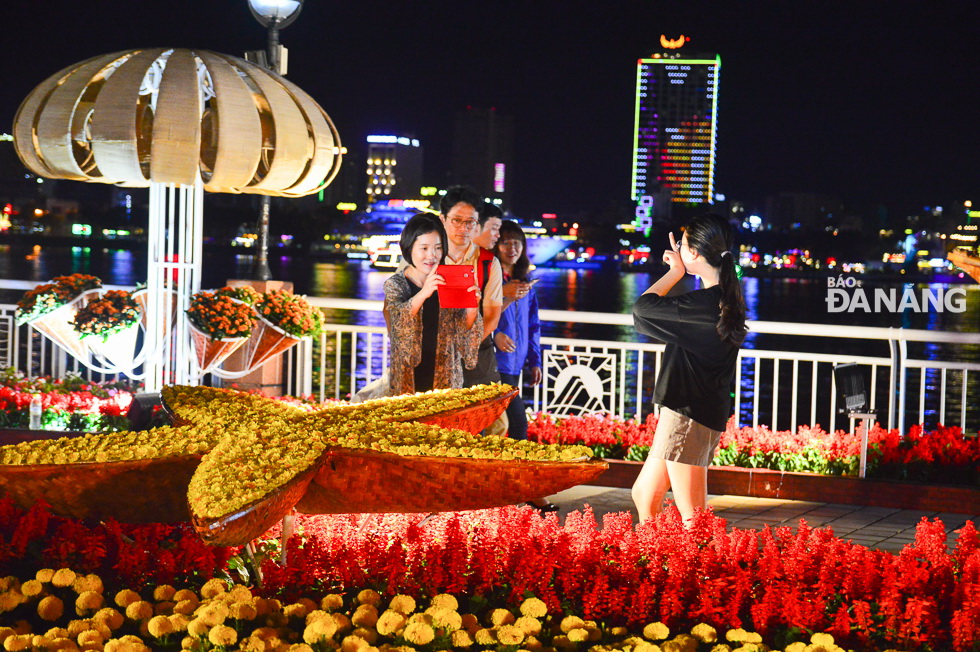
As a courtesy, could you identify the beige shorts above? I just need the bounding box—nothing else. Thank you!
[648,407,722,467]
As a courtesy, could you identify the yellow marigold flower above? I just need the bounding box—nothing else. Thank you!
[352,604,379,628]
[285,602,311,620]
[497,625,526,646]
[321,594,345,611]
[0,591,25,612]
[125,600,153,621]
[94,607,125,630]
[490,608,516,627]
[474,628,497,646]
[169,613,191,633]
[376,610,407,637]
[523,635,545,652]
[387,595,416,615]
[519,597,548,619]
[20,579,44,598]
[114,589,141,608]
[146,615,175,639]
[356,589,382,607]
[172,589,197,603]
[288,645,315,652]
[239,635,266,652]
[567,628,590,643]
[341,634,370,652]
[730,645,760,652]
[76,590,104,615]
[635,642,664,652]
[47,637,76,651]
[429,593,458,611]
[152,585,177,602]
[51,569,77,588]
[552,634,575,651]
[197,601,230,626]
[810,633,835,646]
[403,621,436,646]
[77,629,105,646]
[38,595,64,621]
[3,634,31,651]
[560,616,586,634]
[643,622,670,641]
[460,613,480,634]
[514,616,542,637]
[207,624,237,647]
[228,585,255,604]
[36,569,56,583]
[303,617,338,644]
[690,624,717,644]
[173,599,198,616]
[44,627,69,638]
[333,613,354,633]
[154,600,176,616]
[609,626,629,637]
[425,606,462,631]
[451,629,475,647]
[186,617,210,638]
[231,601,258,621]
[783,645,805,652]
[200,578,228,599]
[353,627,377,644]
[257,597,283,616]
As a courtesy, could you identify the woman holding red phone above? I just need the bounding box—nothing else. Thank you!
[383,214,483,395]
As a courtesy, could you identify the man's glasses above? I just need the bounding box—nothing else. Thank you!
[449,217,477,229]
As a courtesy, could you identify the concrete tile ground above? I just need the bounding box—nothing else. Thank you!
[548,485,979,554]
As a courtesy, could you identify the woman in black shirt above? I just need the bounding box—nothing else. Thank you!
[631,214,747,526]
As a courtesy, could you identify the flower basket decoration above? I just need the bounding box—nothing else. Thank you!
[15,274,103,361]
[132,286,180,332]
[186,289,256,373]
[243,289,323,370]
[71,290,142,370]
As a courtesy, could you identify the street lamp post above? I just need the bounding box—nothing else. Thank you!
[247,0,304,281]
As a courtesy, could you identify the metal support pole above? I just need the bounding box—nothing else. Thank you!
[250,22,280,282]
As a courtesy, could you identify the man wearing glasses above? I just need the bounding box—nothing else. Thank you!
[439,185,504,390]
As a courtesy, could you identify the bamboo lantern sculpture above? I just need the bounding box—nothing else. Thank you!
[12,49,342,389]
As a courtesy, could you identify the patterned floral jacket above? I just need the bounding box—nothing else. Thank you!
[383,271,483,395]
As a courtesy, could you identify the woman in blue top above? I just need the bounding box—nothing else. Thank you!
[631,214,747,526]
[492,220,542,441]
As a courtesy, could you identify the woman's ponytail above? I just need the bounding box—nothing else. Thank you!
[684,214,747,347]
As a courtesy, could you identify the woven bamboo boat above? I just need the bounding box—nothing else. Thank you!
[0,454,200,523]
[408,388,518,434]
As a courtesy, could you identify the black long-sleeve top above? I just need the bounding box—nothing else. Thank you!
[632,286,738,431]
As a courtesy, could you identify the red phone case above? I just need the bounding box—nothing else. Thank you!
[437,265,478,309]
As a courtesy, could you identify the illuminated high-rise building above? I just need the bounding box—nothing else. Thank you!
[631,39,720,228]
[365,135,423,202]
[452,107,515,209]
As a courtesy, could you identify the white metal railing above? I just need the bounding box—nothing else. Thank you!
[2,293,978,434]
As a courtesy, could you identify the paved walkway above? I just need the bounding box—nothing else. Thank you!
[549,485,979,554]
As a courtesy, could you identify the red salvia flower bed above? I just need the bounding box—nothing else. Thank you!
[2,497,976,651]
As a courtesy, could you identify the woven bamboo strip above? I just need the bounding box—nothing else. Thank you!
[276,75,338,196]
[34,53,125,180]
[90,48,167,184]
[233,59,310,193]
[12,58,88,178]
[149,49,201,185]
[197,51,263,192]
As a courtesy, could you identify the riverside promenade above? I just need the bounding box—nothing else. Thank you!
[549,485,979,554]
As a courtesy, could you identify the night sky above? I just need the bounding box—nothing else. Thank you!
[2,1,977,219]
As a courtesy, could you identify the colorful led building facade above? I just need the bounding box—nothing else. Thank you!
[365,135,423,201]
[631,47,720,228]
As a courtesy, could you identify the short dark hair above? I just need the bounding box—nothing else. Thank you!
[481,201,503,225]
[439,185,483,219]
[400,214,447,268]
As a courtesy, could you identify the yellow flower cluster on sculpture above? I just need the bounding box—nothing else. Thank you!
[0,383,593,523]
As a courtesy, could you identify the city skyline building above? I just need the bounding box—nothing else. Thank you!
[452,107,515,210]
[365,134,423,204]
[631,40,720,229]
